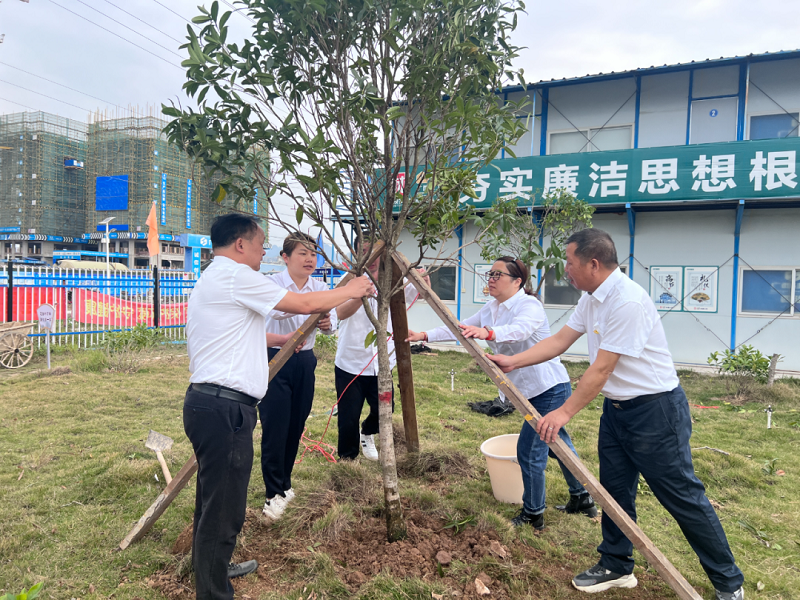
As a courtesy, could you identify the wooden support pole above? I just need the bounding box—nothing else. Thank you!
[118,243,386,551]
[390,260,420,453]
[393,251,702,600]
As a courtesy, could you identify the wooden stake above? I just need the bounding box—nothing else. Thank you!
[390,260,420,453]
[393,251,703,600]
[118,243,386,550]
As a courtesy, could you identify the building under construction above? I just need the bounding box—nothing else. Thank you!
[0,108,265,271]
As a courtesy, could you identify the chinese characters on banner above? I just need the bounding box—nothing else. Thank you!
[186,179,192,228]
[649,266,719,312]
[73,289,187,326]
[160,173,167,226]
[440,138,800,208]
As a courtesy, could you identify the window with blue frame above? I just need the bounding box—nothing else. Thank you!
[424,265,456,302]
[740,268,799,315]
[749,113,799,140]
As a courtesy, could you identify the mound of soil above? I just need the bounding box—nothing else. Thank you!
[150,503,684,599]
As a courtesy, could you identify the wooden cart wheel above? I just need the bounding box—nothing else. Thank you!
[0,332,34,369]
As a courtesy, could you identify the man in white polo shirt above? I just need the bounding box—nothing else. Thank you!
[185,214,372,600]
[488,229,744,600]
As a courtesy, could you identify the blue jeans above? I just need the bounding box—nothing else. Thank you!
[517,381,587,515]
[597,386,743,593]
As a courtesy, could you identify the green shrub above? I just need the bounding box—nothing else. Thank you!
[708,345,772,400]
[314,332,337,361]
[1,583,42,600]
[72,349,108,373]
[101,324,164,373]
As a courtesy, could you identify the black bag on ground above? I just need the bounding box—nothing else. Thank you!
[468,397,516,417]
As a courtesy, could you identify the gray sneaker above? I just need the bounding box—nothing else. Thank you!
[715,587,744,600]
[572,563,637,593]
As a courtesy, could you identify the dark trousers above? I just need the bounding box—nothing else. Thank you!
[183,385,258,600]
[334,365,394,460]
[259,348,317,499]
[597,386,744,593]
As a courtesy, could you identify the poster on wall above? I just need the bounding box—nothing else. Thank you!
[473,264,493,304]
[649,266,683,311]
[683,266,719,313]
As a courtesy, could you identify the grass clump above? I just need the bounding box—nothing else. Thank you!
[397,450,475,481]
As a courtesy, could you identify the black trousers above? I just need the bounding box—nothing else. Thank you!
[183,385,258,600]
[259,348,317,499]
[334,365,394,460]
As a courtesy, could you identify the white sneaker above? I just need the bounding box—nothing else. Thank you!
[262,494,288,521]
[284,488,295,504]
[360,434,379,461]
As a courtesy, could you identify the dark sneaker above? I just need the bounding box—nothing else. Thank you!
[511,508,544,530]
[572,563,637,593]
[555,493,598,518]
[228,559,258,579]
[715,587,744,600]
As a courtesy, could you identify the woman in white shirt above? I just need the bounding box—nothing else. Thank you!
[407,257,596,530]
[260,233,337,521]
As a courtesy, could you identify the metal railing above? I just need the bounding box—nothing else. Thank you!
[0,265,196,347]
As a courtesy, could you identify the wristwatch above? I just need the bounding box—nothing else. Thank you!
[484,325,494,341]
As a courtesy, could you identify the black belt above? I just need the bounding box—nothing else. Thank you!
[605,387,678,410]
[190,383,260,407]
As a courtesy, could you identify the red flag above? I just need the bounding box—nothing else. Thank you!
[146,201,159,257]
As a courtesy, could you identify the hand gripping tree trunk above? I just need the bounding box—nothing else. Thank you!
[374,254,406,542]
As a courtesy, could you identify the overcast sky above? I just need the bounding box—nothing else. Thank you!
[2,0,799,240]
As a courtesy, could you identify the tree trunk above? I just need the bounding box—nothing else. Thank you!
[375,259,407,542]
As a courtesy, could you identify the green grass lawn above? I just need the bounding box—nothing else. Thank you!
[1,347,799,599]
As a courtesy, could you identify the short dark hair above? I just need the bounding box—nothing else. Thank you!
[282,232,317,257]
[210,213,260,249]
[497,256,533,296]
[565,228,619,268]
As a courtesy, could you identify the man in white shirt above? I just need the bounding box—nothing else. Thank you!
[488,229,744,600]
[334,245,425,461]
[185,214,372,600]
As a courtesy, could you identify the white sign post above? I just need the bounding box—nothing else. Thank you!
[37,303,55,370]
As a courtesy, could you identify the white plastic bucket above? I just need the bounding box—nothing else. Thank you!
[480,434,523,504]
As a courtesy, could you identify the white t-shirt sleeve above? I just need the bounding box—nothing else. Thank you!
[566,297,589,334]
[493,298,545,342]
[232,267,288,318]
[599,301,650,358]
[405,282,420,305]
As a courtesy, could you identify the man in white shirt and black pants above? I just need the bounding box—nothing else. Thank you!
[488,229,744,600]
[185,214,372,600]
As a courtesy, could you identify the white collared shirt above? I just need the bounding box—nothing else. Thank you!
[566,268,679,401]
[426,289,569,400]
[187,256,288,399]
[334,284,419,376]
[266,270,337,351]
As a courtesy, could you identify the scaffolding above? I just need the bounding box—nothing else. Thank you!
[1,108,266,241]
[0,112,87,238]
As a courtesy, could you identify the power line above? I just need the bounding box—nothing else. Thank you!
[71,0,184,59]
[44,0,183,71]
[220,0,256,24]
[99,0,184,44]
[0,95,37,111]
[0,78,92,113]
[150,0,193,25]
[0,61,131,114]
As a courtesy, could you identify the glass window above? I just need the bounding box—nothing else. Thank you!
[544,268,581,306]
[549,126,632,155]
[750,113,799,140]
[740,269,793,314]
[590,126,633,151]
[550,131,590,155]
[428,266,456,302]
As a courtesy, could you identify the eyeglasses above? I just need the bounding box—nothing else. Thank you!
[484,270,517,282]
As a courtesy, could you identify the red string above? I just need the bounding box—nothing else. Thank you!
[295,291,421,464]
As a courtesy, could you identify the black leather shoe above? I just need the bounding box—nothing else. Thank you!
[555,493,598,518]
[511,508,544,530]
[228,559,258,579]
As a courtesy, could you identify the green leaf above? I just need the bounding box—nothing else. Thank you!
[364,330,377,348]
[295,205,304,225]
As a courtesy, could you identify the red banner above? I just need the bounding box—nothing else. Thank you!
[0,288,67,322]
[73,289,187,327]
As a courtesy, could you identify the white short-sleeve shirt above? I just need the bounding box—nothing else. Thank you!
[566,268,679,401]
[188,256,288,399]
[426,289,570,400]
[265,270,337,351]
[334,284,419,376]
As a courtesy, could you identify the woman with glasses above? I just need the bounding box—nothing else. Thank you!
[407,257,596,530]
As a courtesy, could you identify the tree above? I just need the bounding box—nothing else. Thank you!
[475,189,595,295]
[163,0,528,541]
